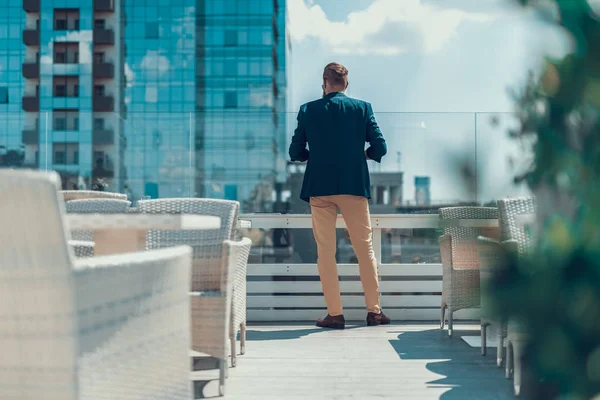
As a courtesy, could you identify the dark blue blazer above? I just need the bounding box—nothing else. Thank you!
[289,92,387,202]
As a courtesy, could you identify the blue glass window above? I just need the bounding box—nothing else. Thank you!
[224,30,237,46]
[145,22,159,39]
[224,91,237,108]
[0,87,7,104]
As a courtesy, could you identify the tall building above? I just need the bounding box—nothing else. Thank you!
[122,0,197,199]
[1,0,288,209]
[13,0,125,190]
[124,0,288,207]
[196,0,288,208]
[415,176,431,206]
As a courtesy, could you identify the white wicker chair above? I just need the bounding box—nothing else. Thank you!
[136,198,250,366]
[229,238,252,367]
[439,207,499,337]
[191,238,252,396]
[61,190,128,202]
[477,236,506,362]
[66,198,132,241]
[0,170,193,399]
[499,198,537,396]
[68,239,95,258]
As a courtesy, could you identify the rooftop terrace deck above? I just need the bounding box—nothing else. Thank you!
[192,323,514,399]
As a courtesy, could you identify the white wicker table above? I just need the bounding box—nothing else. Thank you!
[66,214,221,256]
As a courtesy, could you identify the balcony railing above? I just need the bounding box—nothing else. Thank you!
[93,28,115,45]
[22,96,39,112]
[237,214,496,322]
[22,62,39,79]
[22,29,39,46]
[93,128,114,145]
[93,95,114,111]
[22,0,40,13]
[93,62,114,79]
[94,0,114,12]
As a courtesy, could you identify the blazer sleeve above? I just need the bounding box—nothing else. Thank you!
[289,106,310,162]
[365,102,387,163]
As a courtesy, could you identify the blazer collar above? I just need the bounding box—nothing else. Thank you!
[324,92,346,99]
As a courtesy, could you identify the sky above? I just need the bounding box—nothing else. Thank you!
[285,0,571,203]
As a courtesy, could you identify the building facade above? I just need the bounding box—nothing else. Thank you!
[14,0,125,190]
[414,176,431,206]
[196,0,288,209]
[124,0,288,206]
[2,0,288,208]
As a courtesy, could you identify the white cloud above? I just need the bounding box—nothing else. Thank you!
[140,50,170,76]
[124,63,135,87]
[288,0,495,55]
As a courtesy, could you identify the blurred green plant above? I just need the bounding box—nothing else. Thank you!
[490,0,600,398]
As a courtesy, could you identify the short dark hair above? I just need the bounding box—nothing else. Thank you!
[323,62,348,87]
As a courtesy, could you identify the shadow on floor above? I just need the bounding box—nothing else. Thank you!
[389,328,513,400]
[246,325,363,341]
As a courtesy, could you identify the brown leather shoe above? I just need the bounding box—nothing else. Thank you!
[367,311,391,326]
[316,314,345,329]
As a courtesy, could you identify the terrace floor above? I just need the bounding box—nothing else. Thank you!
[192,323,514,399]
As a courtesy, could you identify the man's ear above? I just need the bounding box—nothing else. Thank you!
[345,81,349,90]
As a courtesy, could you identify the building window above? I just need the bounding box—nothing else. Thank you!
[224,91,237,108]
[0,87,7,104]
[94,151,105,167]
[94,85,105,96]
[224,61,236,76]
[73,84,79,97]
[73,151,79,164]
[145,22,159,39]
[94,19,106,29]
[93,52,105,64]
[94,118,105,130]
[55,52,66,63]
[73,117,79,130]
[55,19,67,30]
[54,9,80,31]
[54,151,66,165]
[55,85,66,97]
[224,30,237,46]
[54,43,79,64]
[224,185,238,201]
[54,118,67,131]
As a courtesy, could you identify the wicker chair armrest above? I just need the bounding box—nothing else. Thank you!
[72,246,192,398]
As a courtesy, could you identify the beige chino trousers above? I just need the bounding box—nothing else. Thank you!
[310,195,381,316]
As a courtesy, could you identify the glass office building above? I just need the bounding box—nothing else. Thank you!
[123,0,197,199]
[196,0,289,211]
[2,0,288,210]
[124,0,288,208]
[3,0,126,190]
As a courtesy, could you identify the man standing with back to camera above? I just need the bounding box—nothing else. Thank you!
[289,62,390,329]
